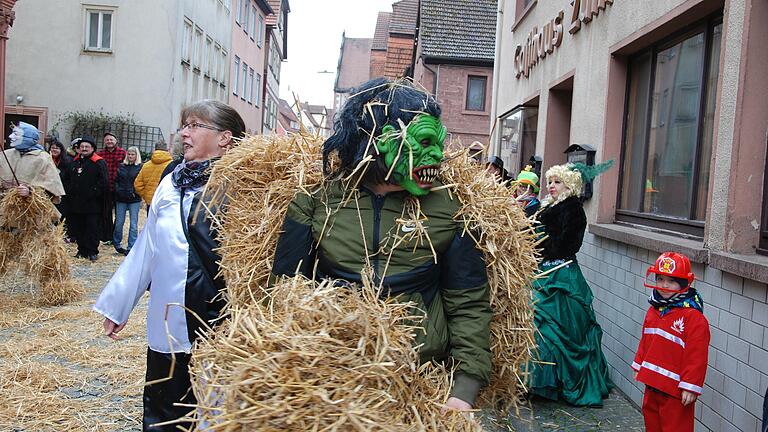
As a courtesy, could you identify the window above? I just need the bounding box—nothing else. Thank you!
[204,37,213,76]
[499,106,538,172]
[269,42,281,81]
[250,5,257,41]
[193,27,203,69]
[233,56,240,96]
[85,9,114,52]
[255,73,261,106]
[235,0,242,24]
[241,61,248,100]
[243,0,250,35]
[257,14,264,47]
[264,96,277,131]
[618,19,723,235]
[212,44,221,82]
[182,19,193,62]
[240,0,248,27]
[220,49,228,87]
[466,76,487,111]
[248,68,255,104]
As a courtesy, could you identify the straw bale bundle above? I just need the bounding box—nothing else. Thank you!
[192,133,538,428]
[190,274,482,431]
[0,189,82,306]
[439,147,539,410]
[202,133,325,307]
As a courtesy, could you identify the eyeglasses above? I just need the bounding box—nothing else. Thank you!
[176,122,224,134]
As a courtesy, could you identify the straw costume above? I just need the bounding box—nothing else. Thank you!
[530,161,613,406]
[0,122,65,199]
[272,78,492,406]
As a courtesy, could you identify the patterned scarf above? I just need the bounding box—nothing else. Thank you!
[171,159,212,190]
[649,288,704,316]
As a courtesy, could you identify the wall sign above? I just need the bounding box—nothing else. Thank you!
[514,0,614,79]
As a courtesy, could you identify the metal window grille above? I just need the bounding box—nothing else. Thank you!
[71,122,165,156]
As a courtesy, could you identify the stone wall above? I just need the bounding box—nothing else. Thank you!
[580,232,768,431]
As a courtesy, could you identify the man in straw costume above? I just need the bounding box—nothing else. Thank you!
[271,77,492,411]
[1,121,65,202]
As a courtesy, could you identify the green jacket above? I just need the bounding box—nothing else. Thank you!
[271,181,492,405]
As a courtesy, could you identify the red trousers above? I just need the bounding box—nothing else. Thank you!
[643,387,695,432]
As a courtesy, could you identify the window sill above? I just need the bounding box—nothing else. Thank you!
[462,109,490,116]
[511,0,537,32]
[82,49,113,55]
[589,223,708,263]
[709,251,768,285]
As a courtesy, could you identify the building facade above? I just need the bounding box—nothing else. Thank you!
[230,0,272,134]
[332,33,371,112]
[491,0,768,430]
[261,0,288,134]
[413,0,496,146]
[5,0,232,149]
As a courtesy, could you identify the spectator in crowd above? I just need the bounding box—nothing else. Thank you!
[0,121,65,202]
[134,141,172,213]
[486,156,509,184]
[67,137,108,261]
[47,138,74,238]
[513,165,541,217]
[97,132,126,244]
[94,100,245,430]
[113,146,143,255]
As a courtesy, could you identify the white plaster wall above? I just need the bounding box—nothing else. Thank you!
[6,0,180,139]
[5,0,232,140]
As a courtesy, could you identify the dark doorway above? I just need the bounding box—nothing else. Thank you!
[4,114,40,149]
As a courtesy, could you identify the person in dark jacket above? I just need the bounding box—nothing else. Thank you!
[67,137,108,261]
[47,138,73,227]
[113,146,143,255]
[94,100,245,431]
[271,78,492,412]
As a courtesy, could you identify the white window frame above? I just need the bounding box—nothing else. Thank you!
[193,27,204,70]
[212,43,221,82]
[204,37,213,76]
[248,67,255,104]
[235,0,242,24]
[257,14,264,47]
[220,49,228,88]
[241,61,248,100]
[182,19,193,63]
[250,5,257,41]
[255,73,261,106]
[233,56,240,96]
[243,0,250,35]
[84,7,115,52]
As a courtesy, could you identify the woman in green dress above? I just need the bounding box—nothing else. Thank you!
[530,163,612,407]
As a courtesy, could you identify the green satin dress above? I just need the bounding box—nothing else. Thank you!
[529,196,612,407]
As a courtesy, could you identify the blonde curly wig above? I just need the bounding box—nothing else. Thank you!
[541,164,582,206]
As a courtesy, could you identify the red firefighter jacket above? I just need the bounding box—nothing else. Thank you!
[632,306,710,398]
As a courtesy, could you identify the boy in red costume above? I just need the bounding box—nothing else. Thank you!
[633,252,710,432]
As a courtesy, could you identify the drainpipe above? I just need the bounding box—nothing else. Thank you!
[489,0,505,157]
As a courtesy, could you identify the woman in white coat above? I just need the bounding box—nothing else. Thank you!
[94,100,244,431]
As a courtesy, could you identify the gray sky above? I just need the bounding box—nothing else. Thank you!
[279,0,395,107]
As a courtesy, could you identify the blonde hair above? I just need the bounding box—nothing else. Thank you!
[124,146,142,165]
[541,163,582,206]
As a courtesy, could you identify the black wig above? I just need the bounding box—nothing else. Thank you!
[322,78,441,177]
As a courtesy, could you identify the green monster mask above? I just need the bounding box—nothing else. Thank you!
[375,115,447,196]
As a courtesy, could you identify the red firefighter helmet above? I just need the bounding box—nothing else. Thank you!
[643,252,695,293]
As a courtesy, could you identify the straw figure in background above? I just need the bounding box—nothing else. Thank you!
[188,77,538,430]
[529,160,614,406]
[93,100,245,431]
[0,121,81,306]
